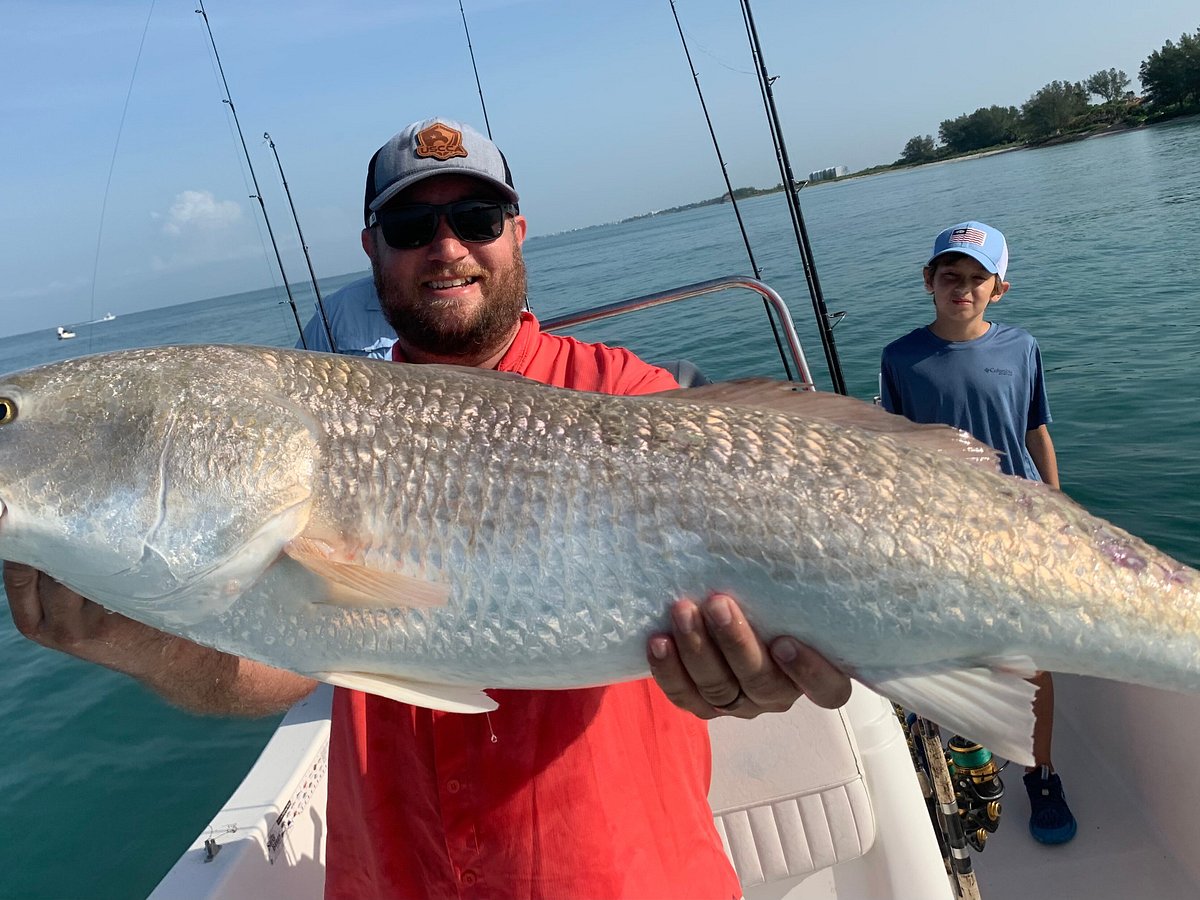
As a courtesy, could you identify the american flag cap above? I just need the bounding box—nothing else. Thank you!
[928,220,1009,279]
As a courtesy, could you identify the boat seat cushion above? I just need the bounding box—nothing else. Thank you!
[708,700,876,889]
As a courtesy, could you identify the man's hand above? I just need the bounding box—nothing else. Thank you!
[4,560,316,715]
[4,560,170,674]
[647,593,852,720]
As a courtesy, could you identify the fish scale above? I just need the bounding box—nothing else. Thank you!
[2,343,1199,761]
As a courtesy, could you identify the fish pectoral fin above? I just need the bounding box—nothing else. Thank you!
[285,538,450,609]
[857,655,1038,767]
[314,671,497,713]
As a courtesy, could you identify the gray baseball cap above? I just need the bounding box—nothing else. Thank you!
[364,118,519,225]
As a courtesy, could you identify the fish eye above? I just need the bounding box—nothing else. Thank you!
[0,397,16,425]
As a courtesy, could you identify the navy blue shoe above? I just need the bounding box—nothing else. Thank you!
[1024,766,1078,844]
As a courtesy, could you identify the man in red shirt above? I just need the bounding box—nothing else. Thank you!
[6,118,851,899]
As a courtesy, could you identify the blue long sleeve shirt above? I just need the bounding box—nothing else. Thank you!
[297,275,396,358]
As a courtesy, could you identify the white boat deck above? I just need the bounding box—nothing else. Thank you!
[973,674,1200,899]
[153,675,1200,900]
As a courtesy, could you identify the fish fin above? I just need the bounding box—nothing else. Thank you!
[654,379,1001,470]
[284,537,450,609]
[314,671,498,713]
[857,656,1038,766]
[977,655,1040,678]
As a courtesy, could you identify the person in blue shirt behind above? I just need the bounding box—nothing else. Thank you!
[297,274,396,358]
[880,220,1077,846]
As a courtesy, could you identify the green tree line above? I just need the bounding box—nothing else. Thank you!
[897,25,1200,165]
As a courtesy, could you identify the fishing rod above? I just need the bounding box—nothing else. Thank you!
[194,0,308,348]
[916,718,985,900]
[667,0,795,383]
[458,0,493,139]
[739,0,847,395]
[85,0,159,350]
[264,131,337,352]
[459,0,534,317]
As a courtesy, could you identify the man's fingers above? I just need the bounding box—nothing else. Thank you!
[699,595,766,672]
[670,599,743,708]
[647,634,707,714]
[3,560,38,592]
[4,560,47,636]
[770,637,853,709]
[647,631,728,718]
[698,595,799,712]
[4,561,111,650]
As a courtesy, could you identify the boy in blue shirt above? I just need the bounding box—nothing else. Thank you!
[880,221,1077,845]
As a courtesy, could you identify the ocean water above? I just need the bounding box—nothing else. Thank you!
[2,116,1199,899]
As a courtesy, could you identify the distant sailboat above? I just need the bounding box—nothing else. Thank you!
[101,312,116,322]
[56,326,76,340]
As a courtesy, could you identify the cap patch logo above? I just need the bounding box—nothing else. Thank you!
[950,227,987,246]
[414,123,468,161]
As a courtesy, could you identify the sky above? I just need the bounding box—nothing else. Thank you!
[2,0,1197,337]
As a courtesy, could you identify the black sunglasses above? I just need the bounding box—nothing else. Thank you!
[369,200,517,250]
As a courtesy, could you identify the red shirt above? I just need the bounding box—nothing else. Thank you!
[325,314,741,899]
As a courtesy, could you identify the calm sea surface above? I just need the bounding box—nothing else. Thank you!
[2,117,1199,898]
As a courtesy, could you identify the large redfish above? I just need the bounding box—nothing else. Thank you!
[2,345,1197,764]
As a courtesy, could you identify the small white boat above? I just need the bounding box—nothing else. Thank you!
[149,279,1200,899]
[55,326,75,340]
[101,312,116,321]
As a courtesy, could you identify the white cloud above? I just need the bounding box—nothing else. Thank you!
[161,190,243,236]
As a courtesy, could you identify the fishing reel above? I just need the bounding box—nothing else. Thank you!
[945,735,1004,852]
[894,706,1006,866]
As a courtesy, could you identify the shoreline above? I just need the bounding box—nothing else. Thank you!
[612,110,1200,217]
[806,110,1200,187]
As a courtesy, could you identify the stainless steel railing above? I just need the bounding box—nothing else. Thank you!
[539,275,816,389]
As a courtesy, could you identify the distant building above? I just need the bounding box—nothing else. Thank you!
[807,165,849,183]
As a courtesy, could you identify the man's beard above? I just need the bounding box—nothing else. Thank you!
[374,248,528,360]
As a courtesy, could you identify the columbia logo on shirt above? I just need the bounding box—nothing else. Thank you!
[984,367,1015,376]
